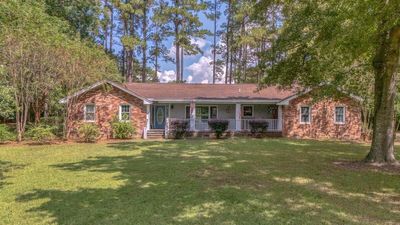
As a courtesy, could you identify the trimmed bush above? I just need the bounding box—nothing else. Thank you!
[111,121,135,139]
[79,123,100,143]
[208,119,229,139]
[0,124,14,143]
[249,120,269,134]
[25,125,55,143]
[170,120,189,139]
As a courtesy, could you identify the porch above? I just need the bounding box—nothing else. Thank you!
[145,102,283,138]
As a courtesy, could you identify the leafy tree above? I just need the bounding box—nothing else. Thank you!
[0,70,15,120]
[44,0,102,40]
[0,0,119,141]
[257,0,400,163]
[162,0,210,81]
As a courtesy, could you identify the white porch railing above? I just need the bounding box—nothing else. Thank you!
[166,118,281,133]
[194,119,236,131]
[241,119,280,131]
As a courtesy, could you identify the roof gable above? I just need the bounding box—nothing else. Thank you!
[60,80,152,104]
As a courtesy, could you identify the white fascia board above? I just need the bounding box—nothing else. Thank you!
[277,87,363,105]
[59,80,153,104]
[154,99,281,104]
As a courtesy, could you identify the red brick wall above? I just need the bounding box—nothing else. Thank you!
[67,86,147,139]
[282,94,362,140]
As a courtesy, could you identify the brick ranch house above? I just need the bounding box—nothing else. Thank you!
[62,80,363,140]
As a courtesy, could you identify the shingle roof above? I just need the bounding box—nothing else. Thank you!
[123,83,297,101]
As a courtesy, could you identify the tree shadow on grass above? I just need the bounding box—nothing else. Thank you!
[16,139,400,224]
[0,160,24,189]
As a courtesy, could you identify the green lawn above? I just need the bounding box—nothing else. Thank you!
[0,139,399,225]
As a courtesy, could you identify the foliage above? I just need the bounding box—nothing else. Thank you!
[170,120,190,139]
[40,116,64,137]
[249,120,269,134]
[0,85,15,120]
[79,123,100,143]
[255,0,400,163]
[161,0,210,81]
[0,0,120,141]
[208,119,229,139]
[0,124,14,143]
[111,121,135,139]
[25,125,56,143]
[43,0,102,39]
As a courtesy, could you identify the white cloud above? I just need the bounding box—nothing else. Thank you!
[187,75,193,83]
[190,38,207,50]
[168,38,208,59]
[186,56,226,84]
[168,45,176,59]
[157,70,176,83]
[186,56,212,83]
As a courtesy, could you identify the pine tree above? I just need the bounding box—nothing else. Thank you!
[163,0,209,82]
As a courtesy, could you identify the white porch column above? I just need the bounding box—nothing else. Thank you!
[190,101,196,131]
[144,104,151,139]
[235,103,241,131]
[277,105,283,131]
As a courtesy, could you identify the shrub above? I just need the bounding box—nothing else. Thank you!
[111,121,135,139]
[25,125,55,143]
[79,123,100,143]
[40,116,64,137]
[249,120,269,134]
[0,124,14,143]
[208,119,229,139]
[170,120,189,139]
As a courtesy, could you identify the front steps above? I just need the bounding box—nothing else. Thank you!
[146,129,165,139]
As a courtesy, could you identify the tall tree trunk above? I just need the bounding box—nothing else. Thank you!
[225,0,232,84]
[109,4,113,52]
[122,15,128,80]
[127,13,135,82]
[365,26,400,164]
[104,0,109,50]
[155,40,159,81]
[229,52,233,84]
[180,47,184,81]
[175,42,180,82]
[174,0,180,82]
[141,2,148,82]
[212,0,217,84]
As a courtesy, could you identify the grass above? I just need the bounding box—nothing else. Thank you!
[0,138,399,225]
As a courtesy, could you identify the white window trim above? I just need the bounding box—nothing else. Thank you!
[334,106,346,124]
[185,105,190,119]
[242,105,254,118]
[196,105,219,120]
[209,105,218,119]
[299,106,311,124]
[119,104,132,122]
[84,104,96,122]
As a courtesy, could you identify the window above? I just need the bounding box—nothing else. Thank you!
[196,106,209,120]
[210,106,218,119]
[185,106,191,119]
[300,106,311,124]
[84,104,95,122]
[335,106,345,124]
[195,106,218,120]
[119,104,131,121]
[242,105,254,117]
